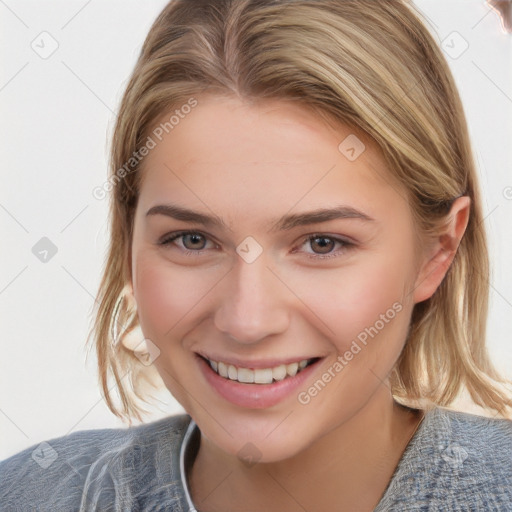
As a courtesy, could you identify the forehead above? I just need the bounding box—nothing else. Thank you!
[136,95,407,222]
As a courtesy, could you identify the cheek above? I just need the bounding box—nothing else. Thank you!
[133,252,212,339]
[291,248,415,354]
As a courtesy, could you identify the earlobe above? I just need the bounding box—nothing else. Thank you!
[412,196,471,304]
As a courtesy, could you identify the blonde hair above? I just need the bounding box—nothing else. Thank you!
[87,0,512,421]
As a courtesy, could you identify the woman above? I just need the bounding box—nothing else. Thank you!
[1,0,511,510]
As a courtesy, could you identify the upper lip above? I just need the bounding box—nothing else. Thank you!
[195,351,322,369]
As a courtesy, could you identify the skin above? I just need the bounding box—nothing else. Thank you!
[129,94,470,511]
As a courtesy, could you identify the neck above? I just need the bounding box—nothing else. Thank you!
[189,388,424,512]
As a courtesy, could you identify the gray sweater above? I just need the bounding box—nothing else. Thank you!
[1,406,511,511]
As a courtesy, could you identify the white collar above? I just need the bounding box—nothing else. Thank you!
[179,417,200,512]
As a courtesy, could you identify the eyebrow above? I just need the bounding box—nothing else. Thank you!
[145,203,374,232]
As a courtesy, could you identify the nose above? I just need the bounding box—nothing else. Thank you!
[213,252,290,344]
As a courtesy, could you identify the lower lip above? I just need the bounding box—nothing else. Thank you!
[196,354,323,409]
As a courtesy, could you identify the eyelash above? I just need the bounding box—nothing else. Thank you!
[158,230,355,260]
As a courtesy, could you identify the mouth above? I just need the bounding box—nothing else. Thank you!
[197,354,321,384]
[195,353,324,409]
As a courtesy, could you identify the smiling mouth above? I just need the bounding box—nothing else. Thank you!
[197,355,321,384]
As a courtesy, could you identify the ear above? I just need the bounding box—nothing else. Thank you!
[412,196,470,304]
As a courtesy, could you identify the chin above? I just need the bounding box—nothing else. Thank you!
[196,412,318,465]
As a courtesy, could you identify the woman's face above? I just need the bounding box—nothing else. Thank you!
[131,94,431,462]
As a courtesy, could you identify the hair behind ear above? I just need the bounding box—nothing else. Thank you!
[391,181,511,418]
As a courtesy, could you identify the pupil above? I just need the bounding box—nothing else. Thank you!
[312,237,333,254]
[184,234,205,250]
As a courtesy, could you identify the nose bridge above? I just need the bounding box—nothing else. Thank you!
[213,251,289,343]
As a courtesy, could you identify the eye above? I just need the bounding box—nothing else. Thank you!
[294,234,354,260]
[159,231,217,254]
[158,231,354,260]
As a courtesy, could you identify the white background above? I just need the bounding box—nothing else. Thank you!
[1,0,511,461]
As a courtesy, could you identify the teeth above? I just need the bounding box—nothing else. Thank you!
[254,368,273,384]
[218,361,228,378]
[237,367,254,383]
[228,365,238,380]
[286,362,299,377]
[272,365,287,381]
[206,357,313,384]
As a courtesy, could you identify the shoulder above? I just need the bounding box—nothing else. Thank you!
[0,413,192,511]
[376,406,512,511]
[422,406,512,473]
